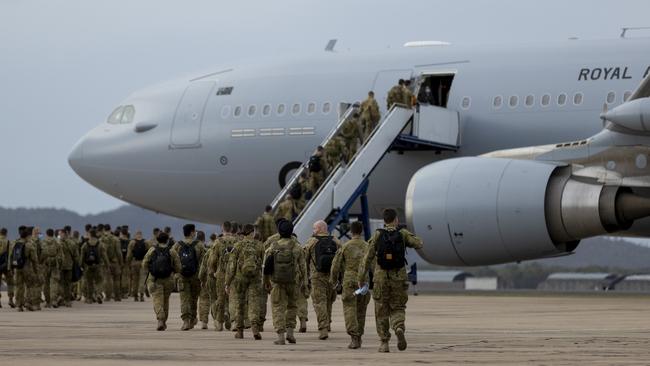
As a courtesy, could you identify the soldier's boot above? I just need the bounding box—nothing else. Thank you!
[181,319,191,331]
[348,335,361,349]
[274,332,286,345]
[133,296,138,302]
[299,319,307,333]
[157,321,165,331]
[96,296,103,304]
[140,294,145,302]
[318,328,329,340]
[8,298,16,308]
[191,318,198,329]
[286,328,296,344]
[252,325,262,340]
[396,328,407,351]
[378,340,390,353]
[17,305,24,312]
[57,297,65,307]
[224,316,231,331]
[201,321,208,330]
[215,322,223,331]
[235,329,244,339]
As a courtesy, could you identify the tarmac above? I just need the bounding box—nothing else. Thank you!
[0,291,649,365]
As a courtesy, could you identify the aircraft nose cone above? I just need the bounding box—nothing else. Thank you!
[68,138,84,172]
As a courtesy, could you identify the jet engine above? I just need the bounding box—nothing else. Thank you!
[406,157,650,266]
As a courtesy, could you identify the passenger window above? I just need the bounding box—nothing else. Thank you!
[541,94,551,106]
[557,93,567,106]
[573,93,583,105]
[277,104,286,115]
[322,102,331,114]
[606,92,616,104]
[525,95,534,107]
[234,105,242,117]
[107,106,123,124]
[509,95,518,108]
[248,105,256,117]
[461,97,471,110]
[121,105,135,123]
[292,103,301,115]
[624,91,632,102]
[493,96,503,109]
[262,104,271,116]
[221,105,231,119]
[307,102,316,114]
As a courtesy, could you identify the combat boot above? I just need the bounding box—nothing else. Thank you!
[191,318,198,329]
[252,326,262,340]
[8,298,16,308]
[181,319,191,331]
[378,340,390,353]
[235,329,243,339]
[140,294,145,302]
[299,318,307,333]
[157,321,165,331]
[318,328,328,340]
[133,296,139,302]
[201,321,208,330]
[348,335,361,349]
[395,328,407,351]
[224,316,231,331]
[96,296,103,304]
[274,332,286,345]
[215,322,223,331]
[286,328,296,344]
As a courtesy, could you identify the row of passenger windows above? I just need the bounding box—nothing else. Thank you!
[484,90,633,110]
[221,101,333,119]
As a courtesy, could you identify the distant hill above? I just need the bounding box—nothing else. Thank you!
[0,205,220,239]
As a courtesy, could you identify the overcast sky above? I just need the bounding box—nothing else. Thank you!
[1,0,650,215]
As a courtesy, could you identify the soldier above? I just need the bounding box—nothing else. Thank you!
[40,228,63,308]
[126,230,149,302]
[324,136,346,171]
[304,220,341,340]
[118,227,130,299]
[263,220,308,345]
[208,221,238,331]
[308,146,327,193]
[275,195,297,222]
[255,205,276,242]
[58,229,79,307]
[387,79,406,110]
[340,111,363,162]
[358,208,423,353]
[101,224,123,302]
[29,226,44,305]
[81,229,108,304]
[0,228,15,308]
[403,80,415,108]
[360,91,381,140]
[9,227,40,311]
[142,232,181,331]
[330,221,371,349]
[172,224,205,331]
[196,231,212,329]
[225,224,264,339]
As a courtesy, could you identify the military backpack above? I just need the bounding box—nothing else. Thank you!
[84,244,101,266]
[0,247,8,272]
[132,239,147,261]
[314,236,337,274]
[239,239,261,278]
[375,229,406,270]
[12,242,26,269]
[149,246,173,279]
[272,241,295,284]
[308,155,322,173]
[178,241,199,277]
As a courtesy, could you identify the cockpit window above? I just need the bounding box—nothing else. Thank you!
[107,105,136,124]
[107,106,123,124]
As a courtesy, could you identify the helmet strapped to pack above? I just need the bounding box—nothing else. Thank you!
[314,236,337,274]
[375,229,406,270]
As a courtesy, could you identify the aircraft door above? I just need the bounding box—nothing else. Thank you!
[372,69,413,114]
[170,80,216,148]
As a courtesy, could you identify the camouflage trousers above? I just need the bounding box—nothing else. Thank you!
[198,281,210,324]
[42,264,60,305]
[214,272,229,324]
[206,276,218,325]
[178,276,201,321]
[60,269,73,303]
[14,268,39,307]
[0,269,14,300]
[308,171,325,194]
[261,283,307,329]
[129,261,145,297]
[84,265,102,302]
[148,277,174,321]
[120,263,129,298]
[270,282,297,333]
[361,117,377,140]
[104,263,121,300]
[341,279,370,337]
[372,280,409,341]
[310,274,336,331]
[231,276,262,331]
[342,137,358,162]
[297,285,308,321]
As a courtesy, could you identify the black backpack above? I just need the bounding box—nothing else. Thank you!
[314,236,337,273]
[71,261,83,283]
[149,246,173,279]
[84,245,101,266]
[132,239,147,261]
[179,241,199,277]
[375,229,406,270]
[11,242,26,269]
[289,183,302,200]
[120,239,129,261]
[308,155,322,173]
[0,243,8,272]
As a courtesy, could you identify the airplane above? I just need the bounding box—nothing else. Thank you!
[68,34,650,267]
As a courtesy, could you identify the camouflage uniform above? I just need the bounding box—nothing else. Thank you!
[0,234,15,307]
[358,225,423,348]
[403,85,415,108]
[330,235,371,340]
[172,238,206,327]
[80,238,109,303]
[142,243,181,325]
[360,96,381,140]
[118,236,130,299]
[304,234,341,335]
[255,212,276,242]
[340,115,363,162]
[275,198,297,222]
[263,236,307,335]
[308,153,328,194]
[101,233,123,301]
[197,242,212,327]
[324,136,346,171]
[59,237,80,306]
[126,238,150,300]
[386,85,405,110]
[226,233,265,336]
[40,236,63,307]
[207,234,238,329]
[9,238,40,310]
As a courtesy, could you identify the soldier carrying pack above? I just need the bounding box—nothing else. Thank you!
[314,236,337,273]
[11,242,26,269]
[239,239,261,278]
[132,239,147,261]
[272,242,295,284]
[178,240,199,277]
[149,245,173,279]
[375,229,406,270]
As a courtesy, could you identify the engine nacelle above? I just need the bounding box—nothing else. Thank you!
[406,157,643,266]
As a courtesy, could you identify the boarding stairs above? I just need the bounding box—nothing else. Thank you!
[270,103,460,243]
